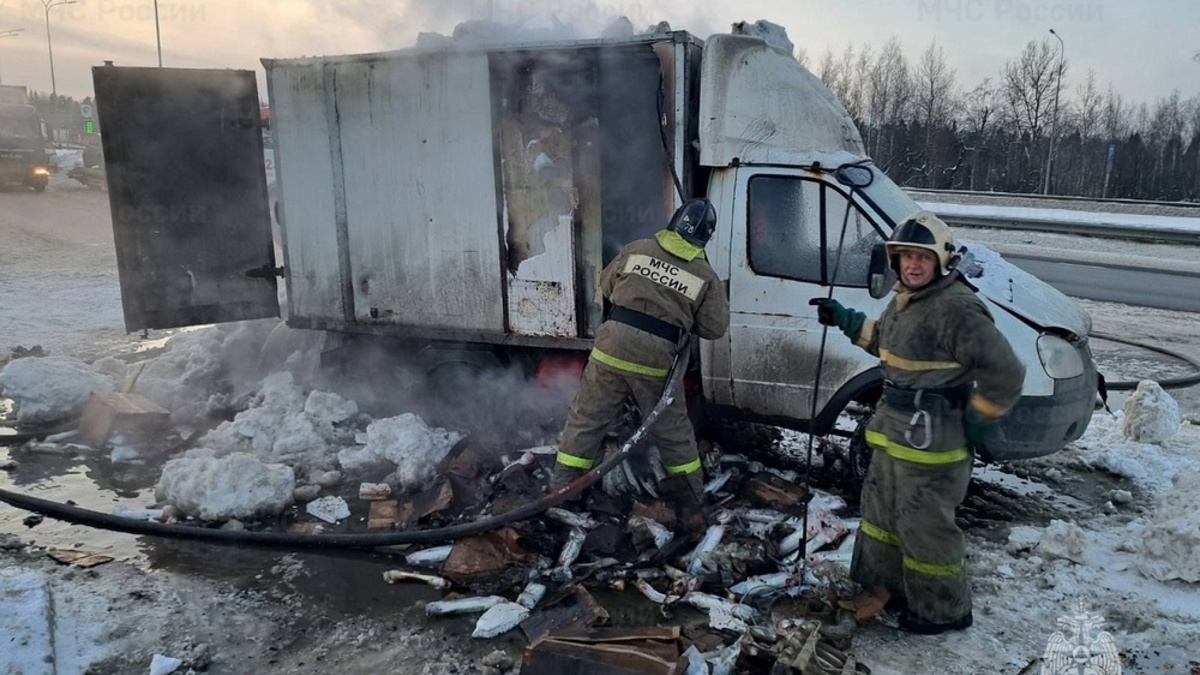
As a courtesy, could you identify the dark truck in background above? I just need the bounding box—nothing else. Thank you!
[0,92,51,192]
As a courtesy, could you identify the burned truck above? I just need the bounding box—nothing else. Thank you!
[91,28,1097,462]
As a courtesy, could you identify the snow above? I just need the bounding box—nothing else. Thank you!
[194,371,356,472]
[0,569,54,675]
[305,495,351,524]
[148,654,183,675]
[1070,411,1198,495]
[154,452,296,521]
[1122,380,1181,443]
[920,200,1200,236]
[1135,471,1200,583]
[338,413,461,492]
[0,355,115,425]
[1038,520,1087,564]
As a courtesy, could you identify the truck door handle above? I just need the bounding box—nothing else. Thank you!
[245,264,285,279]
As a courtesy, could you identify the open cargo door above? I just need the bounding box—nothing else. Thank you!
[93,66,278,332]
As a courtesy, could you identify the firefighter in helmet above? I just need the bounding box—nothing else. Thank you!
[549,198,729,538]
[810,210,1024,634]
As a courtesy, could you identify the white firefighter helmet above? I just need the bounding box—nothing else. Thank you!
[885,210,958,276]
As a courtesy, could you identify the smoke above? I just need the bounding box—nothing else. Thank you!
[317,0,723,50]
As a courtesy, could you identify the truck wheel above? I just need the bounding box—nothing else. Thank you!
[32,182,46,193]
[847,410,873,485]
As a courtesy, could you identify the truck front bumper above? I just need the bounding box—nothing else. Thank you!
[984,342,1098,462]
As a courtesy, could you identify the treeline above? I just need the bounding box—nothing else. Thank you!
[804,39,1200,201]
[26,93,95,143]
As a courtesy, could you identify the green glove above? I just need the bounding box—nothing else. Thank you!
[964,409,995,449]
[809,298,866,339]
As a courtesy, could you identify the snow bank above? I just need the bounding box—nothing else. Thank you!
[1137,471,1200,583]
[155,451,295,521]
[1039,520,1087,564]
[338,413,461,492]
[0,356,115,424]
[1070,410,1198,495]
[133,320,292,420]
[195,372,358,472]
[1122,380,1180,444]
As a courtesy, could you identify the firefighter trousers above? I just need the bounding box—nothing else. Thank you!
[555,357,702,485]
[850,446,973,624]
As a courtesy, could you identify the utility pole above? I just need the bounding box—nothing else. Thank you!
[1043,28,1065,195]
[154,0,162,67]
[41,0,77,98]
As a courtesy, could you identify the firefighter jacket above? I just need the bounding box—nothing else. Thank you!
[592,230,729,378]
[850,271,1025,462]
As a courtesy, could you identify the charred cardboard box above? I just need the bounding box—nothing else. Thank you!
[77,391,169,448]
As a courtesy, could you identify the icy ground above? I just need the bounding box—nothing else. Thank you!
[3,178,1200,674]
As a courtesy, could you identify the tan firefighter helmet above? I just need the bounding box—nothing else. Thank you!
[885,210,959,276]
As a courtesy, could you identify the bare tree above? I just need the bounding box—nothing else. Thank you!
[864,37,912,161]
[794,46,811,70]
[818,48,845,99]
[913,40,958,144]
[1072,70,1103,137]
[999,39,1061,140]
[1101,87,1127,141]
[961,79,999,190]
[845,43,872,121]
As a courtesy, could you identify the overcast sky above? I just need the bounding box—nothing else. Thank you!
[1,0,1197,108]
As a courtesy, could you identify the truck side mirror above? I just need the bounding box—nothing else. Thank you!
[868,243,895,299]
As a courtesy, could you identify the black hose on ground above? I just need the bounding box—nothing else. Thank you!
[1090,331,1200,391]
[0,345,692,550]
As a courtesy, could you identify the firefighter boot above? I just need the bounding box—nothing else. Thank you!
[659,472,709,540]
[548,465,588,506]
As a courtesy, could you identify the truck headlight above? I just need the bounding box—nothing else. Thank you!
[1037,334,1085,379]
[32,166,50,177]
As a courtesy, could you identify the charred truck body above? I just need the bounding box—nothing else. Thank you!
[92,30,1098,461]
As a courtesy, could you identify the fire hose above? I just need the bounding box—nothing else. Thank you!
[0,343,692,550]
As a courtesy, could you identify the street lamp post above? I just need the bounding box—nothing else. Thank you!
[1043,28,1065,195]
[0,28,24,85]
[41,0,77,98]
[154,0,162,67]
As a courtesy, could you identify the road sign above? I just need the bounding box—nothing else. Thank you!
[80,103,93,119]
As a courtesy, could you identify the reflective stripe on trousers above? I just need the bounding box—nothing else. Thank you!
[859,518,964,577]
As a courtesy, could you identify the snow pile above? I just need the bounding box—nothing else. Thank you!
[0,356,115,424]
[1136,471,1200,583]
[1122,380,1180,443]
[1069,410,1197,494]
[195,372,358,471]
[155,451,295,521]
[1039,519,1087,564]
[132,320,294,420]
[338,413,461,492]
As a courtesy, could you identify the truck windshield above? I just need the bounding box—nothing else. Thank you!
[856,167,922,232]
[0,109,41,140]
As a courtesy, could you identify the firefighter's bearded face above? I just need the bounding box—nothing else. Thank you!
[896,247,938,289]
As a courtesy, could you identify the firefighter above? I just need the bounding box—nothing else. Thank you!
[810,211,1024,635]
[549,198,729,537]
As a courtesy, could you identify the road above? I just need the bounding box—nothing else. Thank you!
[1006,254,1200,313]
